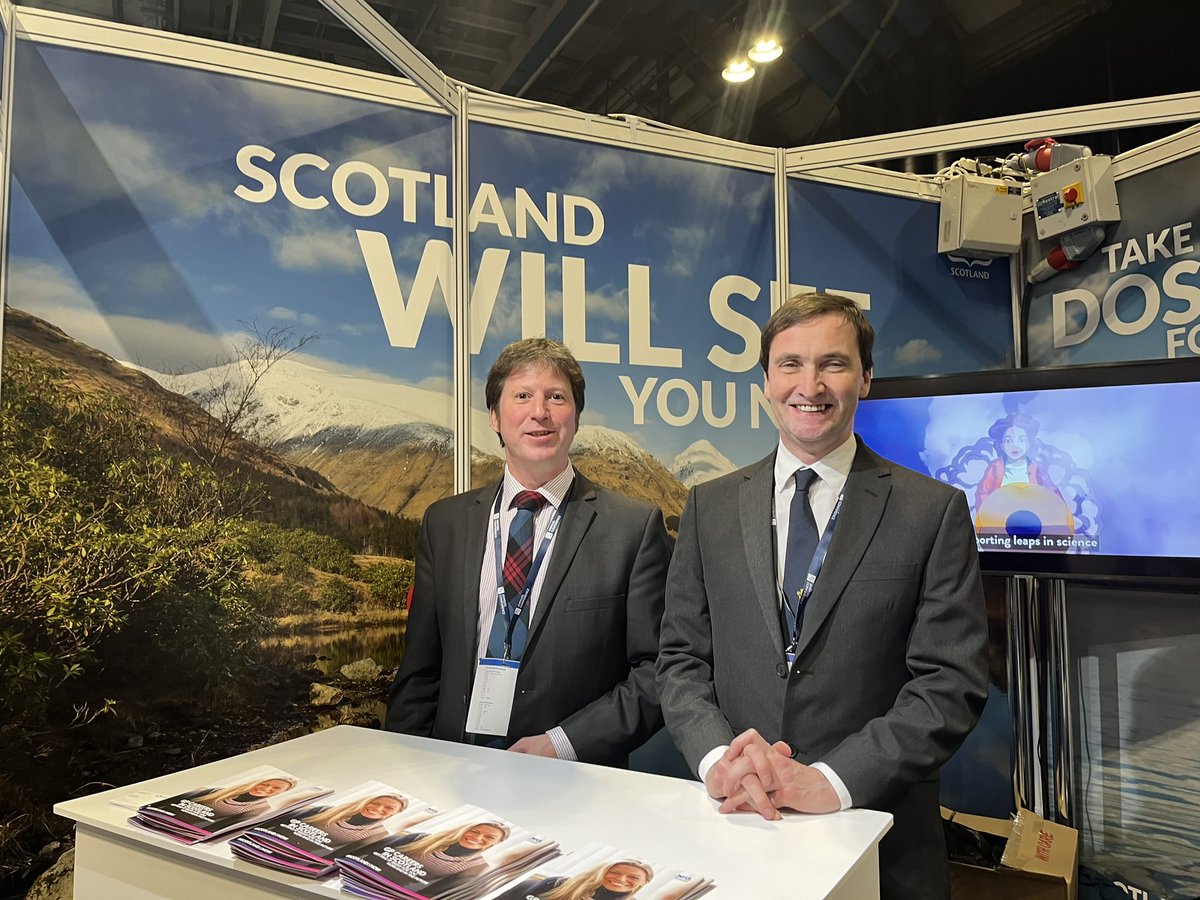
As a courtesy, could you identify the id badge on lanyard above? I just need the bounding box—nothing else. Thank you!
[466,658,520,736]
[467,486,566,735]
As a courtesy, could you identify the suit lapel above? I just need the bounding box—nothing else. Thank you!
[462,482,497,656]
[526,473,597,639]
[739,455,781,648]
[794,442,891,657]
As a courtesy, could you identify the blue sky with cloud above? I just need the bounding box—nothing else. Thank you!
[467,123,778,467]
[8,41,453,394]
[788,178,1014,377]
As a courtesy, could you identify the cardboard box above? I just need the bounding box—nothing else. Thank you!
[942,807,1079,900]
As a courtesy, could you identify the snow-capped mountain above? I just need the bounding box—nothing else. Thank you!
[145,356,500,451]
[142,357,687,520]
[670,439,736,487]
[571,425,688,521]
[573,424,652,459]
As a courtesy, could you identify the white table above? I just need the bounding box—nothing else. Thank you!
[55,725,891,899]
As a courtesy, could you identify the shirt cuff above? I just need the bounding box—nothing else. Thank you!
[811,761,853,810]
[547,727,577,761]
[697,745,729,784]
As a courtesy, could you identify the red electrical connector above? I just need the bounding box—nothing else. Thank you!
[1023,137,1059,172]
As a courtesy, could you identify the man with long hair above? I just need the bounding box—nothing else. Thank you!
[387,338,670,767]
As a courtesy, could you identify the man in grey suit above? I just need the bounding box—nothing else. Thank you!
[386,338,670,767]
[658,293,988,899]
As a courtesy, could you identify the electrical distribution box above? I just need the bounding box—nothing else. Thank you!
[938,173,1023,259]
[1030,154,1120,240]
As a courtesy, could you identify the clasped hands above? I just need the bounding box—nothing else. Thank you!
[704,728,840,820]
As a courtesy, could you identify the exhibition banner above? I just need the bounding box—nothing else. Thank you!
[1,36,456,814]
[6,40,454,524]
[787,177,1015,376]
[6,44,785,532]
[1025,152,1200,365]
[463,122,777,518]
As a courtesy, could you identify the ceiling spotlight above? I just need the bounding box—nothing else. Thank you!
[721,58,755,83]
[748,38,783,63]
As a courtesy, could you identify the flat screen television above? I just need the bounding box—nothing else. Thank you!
[855,357,1200,580]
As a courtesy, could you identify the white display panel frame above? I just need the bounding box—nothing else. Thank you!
[0,0,14,382]
[5,6,1199,890]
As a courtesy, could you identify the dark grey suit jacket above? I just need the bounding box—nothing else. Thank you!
[386,471,670,767]
[657,441,988,899]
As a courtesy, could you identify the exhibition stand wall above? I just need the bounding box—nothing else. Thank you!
[2,0,1199,894]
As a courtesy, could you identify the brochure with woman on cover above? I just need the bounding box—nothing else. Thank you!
[487,841,714,900]
[336,803,559,900]
[128,765,330,844]
[229,781,440,877]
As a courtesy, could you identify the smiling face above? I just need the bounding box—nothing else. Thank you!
[489,362,578,488]
[1002,426,1030,461]
[360,796,405,820]
[764,313,872,464]
[458,824,506,851]
[601,863,651,893]
[248,778,293,798]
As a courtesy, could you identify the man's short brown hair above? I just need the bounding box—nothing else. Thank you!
[759,292,874,374]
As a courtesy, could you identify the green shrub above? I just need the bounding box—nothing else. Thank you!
[361,560,416,608]
[262,549,314,583]
[0,353,264,736]
[240,519,355,576]
[241,519,286,564]
[247,577,313,617]
[316,576,362,613]
[282,530,356,575]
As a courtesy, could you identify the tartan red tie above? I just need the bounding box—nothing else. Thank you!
[487,490,546,659]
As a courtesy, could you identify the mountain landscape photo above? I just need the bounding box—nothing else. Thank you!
[148,344,691,523]
[2,307,421,551]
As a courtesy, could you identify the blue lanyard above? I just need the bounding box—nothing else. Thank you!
[490,486,568,660]
[773,489,846,655]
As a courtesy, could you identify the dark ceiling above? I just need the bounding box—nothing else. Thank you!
[25,0,1200,163]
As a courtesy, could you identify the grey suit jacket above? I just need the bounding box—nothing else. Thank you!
[386,471,670,767]
[657,440,988,898]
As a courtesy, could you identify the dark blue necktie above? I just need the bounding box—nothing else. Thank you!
[781,468,819,642]
[486,490,545,659]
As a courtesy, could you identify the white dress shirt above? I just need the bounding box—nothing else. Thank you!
[771,435,857,586]
[475,462,577,759]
